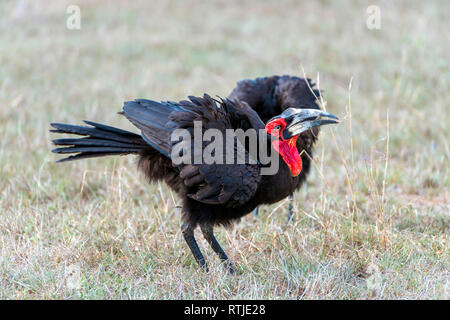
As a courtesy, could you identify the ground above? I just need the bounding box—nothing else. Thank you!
[0,0,448,299]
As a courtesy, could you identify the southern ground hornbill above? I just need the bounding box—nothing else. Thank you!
[51,75,338,273]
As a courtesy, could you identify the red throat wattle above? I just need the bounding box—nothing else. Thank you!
[272,136,302,177]
[265,118,303,177]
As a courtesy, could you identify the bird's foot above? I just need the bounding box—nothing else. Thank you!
[223,260,236,275]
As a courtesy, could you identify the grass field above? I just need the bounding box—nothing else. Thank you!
[0,0,448,299]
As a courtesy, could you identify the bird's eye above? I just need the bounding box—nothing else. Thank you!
[274,125,281,131]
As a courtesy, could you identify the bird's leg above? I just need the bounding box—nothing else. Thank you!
[200,223,235,274]
[253,206,259,217]
[287,194,295,224]
[181,221,208,272]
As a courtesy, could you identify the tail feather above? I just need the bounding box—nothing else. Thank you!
[52,138,138,148]
[51,121,144,144]
[52,146,144,154]
[51,121,147,162]
[55,152,133,163]
[83,120,140,135]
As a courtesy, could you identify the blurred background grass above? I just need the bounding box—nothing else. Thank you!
[0,0,448,299]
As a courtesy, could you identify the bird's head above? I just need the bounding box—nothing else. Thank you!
[265,108,339,177]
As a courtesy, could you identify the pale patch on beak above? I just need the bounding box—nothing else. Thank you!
[282,108,339,140]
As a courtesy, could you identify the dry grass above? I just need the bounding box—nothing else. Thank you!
[0,0,448,299]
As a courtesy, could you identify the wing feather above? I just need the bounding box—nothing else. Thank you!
[121,94,262,208]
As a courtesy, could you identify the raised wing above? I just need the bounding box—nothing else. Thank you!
[121,94,262,208]
[228,75,321,123]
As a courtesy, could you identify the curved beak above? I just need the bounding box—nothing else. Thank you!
[282,108,339,140]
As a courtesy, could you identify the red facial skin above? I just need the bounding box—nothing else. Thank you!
[265,118,302,177]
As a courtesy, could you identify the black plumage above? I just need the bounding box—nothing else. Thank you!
[228,75,322,219]
[51,75,336,273]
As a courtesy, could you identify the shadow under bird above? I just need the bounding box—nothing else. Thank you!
[50,75,338,273]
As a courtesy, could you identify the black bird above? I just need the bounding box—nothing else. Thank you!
[51,75,338,273]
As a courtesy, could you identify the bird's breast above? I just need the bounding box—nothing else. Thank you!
[255,162,299,205]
